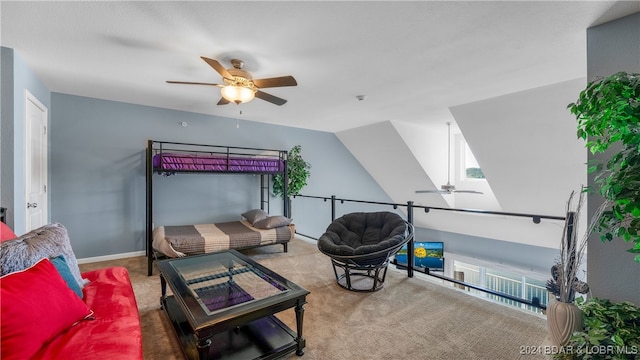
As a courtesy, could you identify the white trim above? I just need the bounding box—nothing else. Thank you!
[24,90,49,231]
[77,251,146,264]
[294,233,317,245]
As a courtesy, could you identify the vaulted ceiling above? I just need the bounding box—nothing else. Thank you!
[3,1,638,247]
[2,1,638,133]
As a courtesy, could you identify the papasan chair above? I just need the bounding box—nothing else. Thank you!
[317,211,413,292]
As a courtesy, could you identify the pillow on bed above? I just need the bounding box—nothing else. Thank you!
[253,215,292,229]
[242,209,269,224]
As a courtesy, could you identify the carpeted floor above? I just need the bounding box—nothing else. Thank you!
[79,237,552,360]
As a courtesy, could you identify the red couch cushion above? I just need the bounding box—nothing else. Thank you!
[0,258,93,360]
[0,221,17,242]
[32,266,143,360]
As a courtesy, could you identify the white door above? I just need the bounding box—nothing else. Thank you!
[25,91,48,231]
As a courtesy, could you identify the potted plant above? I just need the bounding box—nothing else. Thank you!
[554,297,640,360]
[568,71,640,263]
[272,145,311,215]
[546,190,595,347]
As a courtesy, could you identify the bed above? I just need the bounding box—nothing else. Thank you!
[146,140,292,275]
[152,219,295,258]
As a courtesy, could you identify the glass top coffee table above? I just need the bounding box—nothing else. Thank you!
[157,250,309,360]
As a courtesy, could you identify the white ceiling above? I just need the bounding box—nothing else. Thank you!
[1,1,639,133]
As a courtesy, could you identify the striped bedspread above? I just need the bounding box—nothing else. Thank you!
[152,220,294,258]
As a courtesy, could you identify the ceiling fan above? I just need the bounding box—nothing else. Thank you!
[167,56,297,106]
[415,122,483,195]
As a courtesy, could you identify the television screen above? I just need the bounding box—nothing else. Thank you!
[395,241,444,272]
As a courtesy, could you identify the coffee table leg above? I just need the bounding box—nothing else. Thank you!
[160,274,166,309]
[295,301,306,356]
[196,338,212,359]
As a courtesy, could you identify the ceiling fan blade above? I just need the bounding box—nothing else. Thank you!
[415,189,483,195]
[200,56,232,79]
[217,97,230,105]
[452,190,484,194]
[253,76,297,88]
[255,90,287,106]
[166,80,222,87]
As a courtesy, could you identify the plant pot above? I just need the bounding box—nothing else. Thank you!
[546,299,583,347]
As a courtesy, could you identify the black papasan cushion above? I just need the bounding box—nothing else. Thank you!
[317,212,407,262]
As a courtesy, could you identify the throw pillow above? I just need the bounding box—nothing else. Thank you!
[252,215,292,229]
[50,255,84,299]
[0,223,86,289]
[0,221,17,242]
[241,209,269,224]
[0,258,93,360]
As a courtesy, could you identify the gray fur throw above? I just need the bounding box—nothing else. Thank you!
[0,223,85,288]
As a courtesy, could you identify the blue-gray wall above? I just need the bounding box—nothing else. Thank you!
[1,47,51,234]
[586,12,640,305]
[415,227,558,275]
[1,47,15,227]
[50,93,390,258]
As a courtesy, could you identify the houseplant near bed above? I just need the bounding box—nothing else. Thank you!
[273,145,311,215]
[568,71,640,263]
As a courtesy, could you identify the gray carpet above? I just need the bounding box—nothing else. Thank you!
[79,237,551,360]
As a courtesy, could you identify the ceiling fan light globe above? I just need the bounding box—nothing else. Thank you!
[221,85,255,104]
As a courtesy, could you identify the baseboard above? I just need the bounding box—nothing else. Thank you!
[295,233,317,245]
[77,251,146,264]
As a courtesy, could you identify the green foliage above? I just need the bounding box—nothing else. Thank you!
[465,167,485,179]
[554,297,640,360]
[568,72,640,263]
[272,145,311,198]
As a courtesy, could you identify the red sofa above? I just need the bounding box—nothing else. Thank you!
[0,222,143,359]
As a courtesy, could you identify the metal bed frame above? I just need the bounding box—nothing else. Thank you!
[145,140,289,276]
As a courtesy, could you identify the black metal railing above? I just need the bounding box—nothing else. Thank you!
[293,194,567,311]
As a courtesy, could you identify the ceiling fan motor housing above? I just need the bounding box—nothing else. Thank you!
[441,183,456,191]
[227,68,252,80]
[225,60,256,91]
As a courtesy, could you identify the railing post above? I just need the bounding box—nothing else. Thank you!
[283,155,289,218]
[146,140,154,276]
[407,201,414,278]
[331,195,336,221]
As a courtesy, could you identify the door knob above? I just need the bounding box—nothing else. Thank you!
[27,202,38,208]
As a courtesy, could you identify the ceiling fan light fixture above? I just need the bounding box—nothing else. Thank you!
[221,85,255,104]
[168,56,296,106]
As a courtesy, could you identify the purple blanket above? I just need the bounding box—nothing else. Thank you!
[153,153,284,173]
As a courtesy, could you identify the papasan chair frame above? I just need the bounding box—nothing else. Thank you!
[317,212,414,292]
